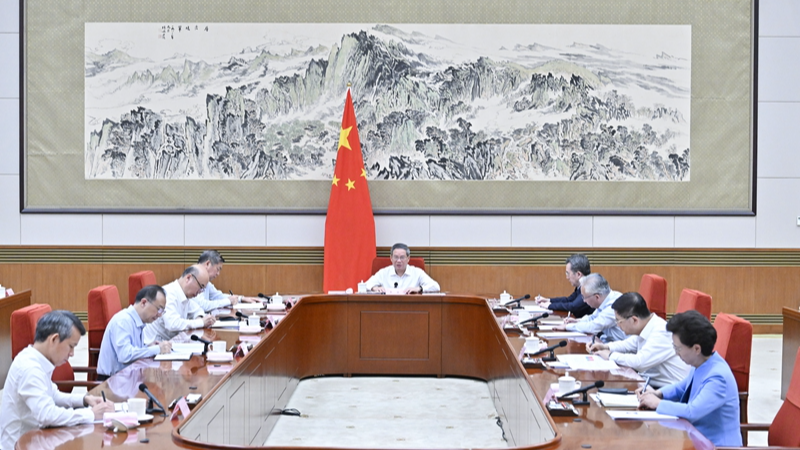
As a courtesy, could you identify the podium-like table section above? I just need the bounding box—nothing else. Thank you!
[177,294,558,448]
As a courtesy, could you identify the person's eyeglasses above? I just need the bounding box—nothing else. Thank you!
[615,315,631,324]
[190,273,206,292]
[391,255,408,261]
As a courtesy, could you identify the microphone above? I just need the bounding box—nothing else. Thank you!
[394,282,398,288]
[258,293,271,301]
[235,311,247,320]
[528,340,567,362]
[138,383,167,416]
[504,294,530,308]
[558,380,605,406]
[190,334,211,353]
[518,312,549,327]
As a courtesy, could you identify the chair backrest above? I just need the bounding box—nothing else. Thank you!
[639,274,667,319]
[675,288,712,320]
[11,303,78,392]
[371,257,426,275]
[713,312,752,393]
[128,270,157,305]
[88,285,122,350]
[769,347,800,447]
[10,303,52,358]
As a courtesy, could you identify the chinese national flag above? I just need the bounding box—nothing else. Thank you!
[323,89,376,292]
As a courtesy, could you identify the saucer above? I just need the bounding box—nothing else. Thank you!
[266,303,286,311]
[206,352,233,362]
[137,414,154,423]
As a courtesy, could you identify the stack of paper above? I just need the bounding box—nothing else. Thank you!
[594,393,640,408]
[172,342,206,354]
[154,352,193,361]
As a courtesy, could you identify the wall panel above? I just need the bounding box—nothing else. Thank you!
[0,246,796,332]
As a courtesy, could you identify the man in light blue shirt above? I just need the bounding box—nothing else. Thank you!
[193,250,260,312]
[560,273,627,342]
[97,285,172,380]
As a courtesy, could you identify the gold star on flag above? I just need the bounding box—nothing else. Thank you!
[346,179,355,191]
[332,175,340,186]
[338,126,352,150]
[360,168,367,178]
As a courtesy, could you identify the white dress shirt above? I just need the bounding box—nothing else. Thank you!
[97,306,160,377]
[365,265,440,292]
[193,281,232,312]
[143,280,205,344]
[0,346,94,450]
[565,290,627,342]
[607,314,691,387]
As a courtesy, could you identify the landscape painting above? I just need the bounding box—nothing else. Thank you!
[85,23,691,183]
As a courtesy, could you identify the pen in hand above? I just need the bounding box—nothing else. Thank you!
[101,390,106,402]
[641,376,651,394]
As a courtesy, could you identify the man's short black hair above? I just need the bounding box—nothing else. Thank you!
[135,285,166,304]
[34,310,85,343]
[666,310,717,356]
[198,250,225,265]
[612,292,651,319]
[566,254,591,276]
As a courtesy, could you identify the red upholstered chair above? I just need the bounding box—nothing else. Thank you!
[721,348,800,449]
[675,288,712,320]
[371,257,426,275]
[128,270,157,305]
[713,313,752,427]
[87,285,122,377]
[638,274,667,319]
[11,304,99,393]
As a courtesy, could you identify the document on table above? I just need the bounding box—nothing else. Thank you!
[521,305,550,313]
[154,352,193,361]
[536,331,588,339]
[557,354,620,371]
[211,320,240,328]
[593,393,640,408]
[606,410,678,420]
[171,342,206,354]
[232,303,264,310]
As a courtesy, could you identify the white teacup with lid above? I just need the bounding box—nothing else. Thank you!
[558,371,576,394]
[499,291,512,303]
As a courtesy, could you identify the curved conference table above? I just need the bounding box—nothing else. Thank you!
[17,294,711,450]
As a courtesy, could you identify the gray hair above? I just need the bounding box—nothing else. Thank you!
[182,265,200,278]
[390,243,411,258]
[34,310,85,343]
[581,273,611,297]
[198,250,225,265]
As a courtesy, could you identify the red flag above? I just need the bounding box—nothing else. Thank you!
[323,89,376,292]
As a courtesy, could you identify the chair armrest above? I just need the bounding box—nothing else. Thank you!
[739,423,770,433]
[54,380,101,391]
[71,366,97,375]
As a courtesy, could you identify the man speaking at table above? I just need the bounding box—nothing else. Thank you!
[366,243,440,294]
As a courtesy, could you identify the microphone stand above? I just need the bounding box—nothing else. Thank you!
[147,397,166,415]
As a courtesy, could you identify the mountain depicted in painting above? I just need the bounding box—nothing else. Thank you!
[84,23,691,181]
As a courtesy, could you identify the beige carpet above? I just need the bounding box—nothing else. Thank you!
[264,376,508,448]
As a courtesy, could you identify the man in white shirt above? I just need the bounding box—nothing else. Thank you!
[193,250,260,312]
[587,292,690,388]
[366,243,440,294]
[143,265,214,344]
[558,273,627,342]
[0,311,114,450]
